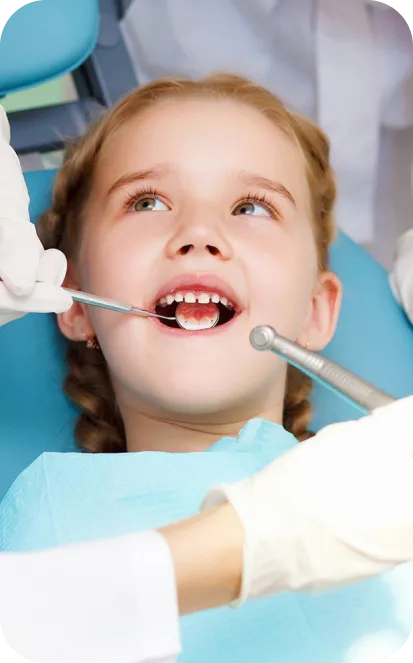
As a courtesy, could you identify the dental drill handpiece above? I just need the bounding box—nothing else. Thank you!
[250,325,396,414]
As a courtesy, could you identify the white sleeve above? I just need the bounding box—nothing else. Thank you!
[0,531,181,663]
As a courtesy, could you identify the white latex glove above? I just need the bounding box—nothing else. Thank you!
[389,226,413,325]
[203,396,413,605]
[0,105,72,327]
[389,163,413,323]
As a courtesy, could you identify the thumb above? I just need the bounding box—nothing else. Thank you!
[0,220,42,296]
[37,249,68,286]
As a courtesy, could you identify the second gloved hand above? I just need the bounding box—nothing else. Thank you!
[389,164,413,323]
[203,397,413,604]
[0,105,72,326]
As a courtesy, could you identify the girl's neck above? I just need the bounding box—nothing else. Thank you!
[122,402,284,453]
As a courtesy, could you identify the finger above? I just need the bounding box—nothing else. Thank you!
[392,256,413,317]
[0,105,10,143]
[0,220,42,296]
[388,270,402,306]
[0,282,73,314]
[394,227,413,260]
[37,249,68,287]
[0,138,31,222]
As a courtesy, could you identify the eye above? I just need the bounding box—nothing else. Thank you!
[233,201,270,217]
[232,200,271,218]
[132,196,169,212]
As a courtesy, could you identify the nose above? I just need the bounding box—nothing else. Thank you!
[165,210,233,261]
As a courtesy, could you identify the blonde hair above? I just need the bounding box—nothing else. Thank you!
[37,74,336,452]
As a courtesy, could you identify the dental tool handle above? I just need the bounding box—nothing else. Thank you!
[250,325,396,414]
[65,288,135,314]
[63,288,175,320]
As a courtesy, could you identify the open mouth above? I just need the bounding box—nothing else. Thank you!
[155,290,239,330]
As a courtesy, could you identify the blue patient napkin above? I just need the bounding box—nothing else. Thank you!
[1,418,412,663]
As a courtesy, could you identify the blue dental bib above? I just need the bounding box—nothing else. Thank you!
[1,418,412,663]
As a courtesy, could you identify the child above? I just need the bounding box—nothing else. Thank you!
[1,75,410,663]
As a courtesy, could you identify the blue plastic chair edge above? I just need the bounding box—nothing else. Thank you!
[0,14,100,97]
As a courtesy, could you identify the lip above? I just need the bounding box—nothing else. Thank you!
[149,273,244,312]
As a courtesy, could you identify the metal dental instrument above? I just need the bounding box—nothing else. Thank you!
[250,325,396,414]
[63,288,176,321]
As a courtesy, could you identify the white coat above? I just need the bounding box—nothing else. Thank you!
[120,0,413,252]
[0,531,181,663]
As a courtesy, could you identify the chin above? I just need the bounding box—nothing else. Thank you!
[153,369,241,404]
[105,329,282,414]
[120,367,248,416]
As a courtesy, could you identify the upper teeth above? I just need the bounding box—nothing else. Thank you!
[158,291,234,308]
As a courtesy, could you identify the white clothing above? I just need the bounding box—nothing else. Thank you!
[120,0,413,245]
[0,531,181,663]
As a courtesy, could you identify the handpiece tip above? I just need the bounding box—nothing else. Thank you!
[250,325,276,351]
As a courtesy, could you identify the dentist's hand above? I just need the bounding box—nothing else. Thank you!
[0,105,72,326]
[389,226,413,325]
[203,396,413,604]
[389,165,413,323]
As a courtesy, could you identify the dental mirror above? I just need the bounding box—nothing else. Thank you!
[174,301,220,330]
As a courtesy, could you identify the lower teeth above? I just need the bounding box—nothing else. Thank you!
[175,301,220,330]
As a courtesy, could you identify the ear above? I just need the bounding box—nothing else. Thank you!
[297,271,342,351]
[57,260,95,342]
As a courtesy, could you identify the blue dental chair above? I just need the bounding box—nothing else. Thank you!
[0,167,413,499]
[1,0,137,154]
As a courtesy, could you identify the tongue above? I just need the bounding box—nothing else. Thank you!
[176,301,220,330]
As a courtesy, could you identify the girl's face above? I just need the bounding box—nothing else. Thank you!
[60,98,341,423]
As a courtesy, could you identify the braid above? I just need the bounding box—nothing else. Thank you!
[37,133,127,454]
[283,366,314,442]
[65,343,125,453]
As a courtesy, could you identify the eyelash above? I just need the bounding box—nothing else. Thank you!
[122,185,166,212]
[233,192,280,220]
[122,186,280,219]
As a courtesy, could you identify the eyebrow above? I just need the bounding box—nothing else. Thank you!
[237,172,296,208]
[107,164,173,197]
[107,165,296,208]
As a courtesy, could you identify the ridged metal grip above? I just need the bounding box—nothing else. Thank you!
[250,325,395,414]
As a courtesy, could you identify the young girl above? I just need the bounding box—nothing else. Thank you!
[42,73,341,451]
[1,75,410,662]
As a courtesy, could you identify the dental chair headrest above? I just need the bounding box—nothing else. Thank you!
[0,0,99,95]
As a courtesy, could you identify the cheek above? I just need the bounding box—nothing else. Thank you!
[77,234,148,341]
[248,229,317,333]
[80,231,151,301]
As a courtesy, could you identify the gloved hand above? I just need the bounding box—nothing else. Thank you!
[389,226,413,325]
[389,164,413,323]
[203,396,413,605]
[0,105,72,327]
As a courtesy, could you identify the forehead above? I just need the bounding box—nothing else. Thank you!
[96,97,308,202]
